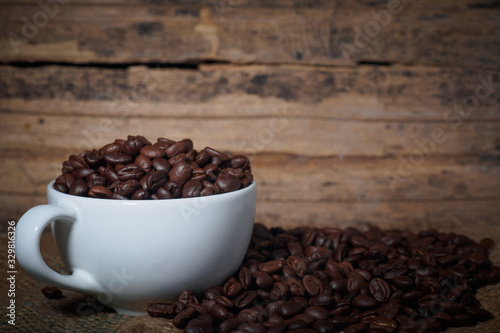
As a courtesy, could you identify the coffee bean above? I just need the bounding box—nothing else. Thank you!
[172,306,197,328]
[146,302,175,318]
[140,145,165,159]
[353,294,378,308]
[165,139,193,157]
[41,286,63,299]
[104,153,133,165]
[235,291,258,308]
[182,179,203,198]
[69,179,88,196]
[278,300,302,317]
[169,160,192,185]
[259,260,284,275]
[369,278,391,303]
[88,186,112,199]
[215,172,240,193]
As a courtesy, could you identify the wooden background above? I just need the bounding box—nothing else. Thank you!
[0,0,499,235]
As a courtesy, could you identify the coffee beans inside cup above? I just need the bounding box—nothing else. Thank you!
[53,136,253,199]
[147,224,500,332]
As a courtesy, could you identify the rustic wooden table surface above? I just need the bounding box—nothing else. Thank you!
[0,0,499,331]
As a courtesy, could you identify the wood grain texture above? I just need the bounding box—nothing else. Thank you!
[1,65,499,121]
[0,4,498,67]
[1,112,499,157]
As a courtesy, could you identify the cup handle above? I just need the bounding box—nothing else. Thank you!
[15,204,105,295]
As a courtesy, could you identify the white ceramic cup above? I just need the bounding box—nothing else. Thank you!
[15,180,256,316]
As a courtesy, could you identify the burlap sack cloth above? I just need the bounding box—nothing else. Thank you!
[1,222,500,333]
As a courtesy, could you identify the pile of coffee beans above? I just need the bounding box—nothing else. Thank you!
[53,135,253,199]
[147,224,500,333]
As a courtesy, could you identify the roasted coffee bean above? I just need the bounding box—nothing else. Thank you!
[172,306,197,328]
[287,256,307,278]
[235,291,258,308]
[131,188,149,200]
[303,275,323,297]
[69,179,88,197]
[259,260,284,275]
[217,318,240,333]
[140,145,165,159]
[209,303,230,320]
[312,318,336,333]
[223,278,243,298]
[88,186,112,199]
[169,160,192,185]
[239,267,253,289]
[145,170,168,192]
[215,172,240,193]
[53,182,69,193]
[353,294,378,308]
[278,300,303,317]
[253,271,274,290]
[165,139,193,157]
[182,179,203,198]
[369,278,392,303]
[41,286,63,299]
[104,153,133,165]
[146,302,175,318]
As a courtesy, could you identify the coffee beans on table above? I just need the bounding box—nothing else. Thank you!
[147,224,500,332]
[53,136,253,199]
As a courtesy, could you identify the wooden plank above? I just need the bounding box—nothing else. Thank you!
[0,5,498,67]
[1,65,499,121]
[0,0,495,10]
[1,154,499,202]
[1,113,498,157]
[257,199,500,233]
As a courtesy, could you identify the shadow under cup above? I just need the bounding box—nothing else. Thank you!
[15,180,257,316]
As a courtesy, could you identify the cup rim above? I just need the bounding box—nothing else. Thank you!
[48,179,256,204]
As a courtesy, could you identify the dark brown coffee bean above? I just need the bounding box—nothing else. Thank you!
[151,157,170,172]
[131,188,149,200]
[369,278,391,303]
[303,306,330,320]
[172,306,197,328]
[223,278,243,298]
[147,302,175,318]
[115,179,140,197]
[184,318,214,333]
[287,256,307,278]
[88,185,112,199]
[135,154,152,173]
[215,172,240,193]
[182,179,203,198]
[68,154,87,170]
[214,295,233,308]
[253,271,274,290]
[209,303,230,320]
[311,318,336,333]
[278,300,302,317]
[238,308,264,323]
[178,290,198,306]
[239,267,252,289]
[104,153,133,165]
[204,286,223,300]
[353,295,378,308]
[53,182,69,193]
[303,275,323,297]
[234,291,258,309]
[391,275,414,290]
[116,163,144,181]
[140,145,165,159]
[370,316,397,331]
[41,286,63,299]
[164,180,183,198]
[144,170,168,192]
[259,260,284,275]
[216,318,240,333]
[239,322,266,333]
[69,179,88,196]
[165,139,193,157]
[169,160,192,185]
